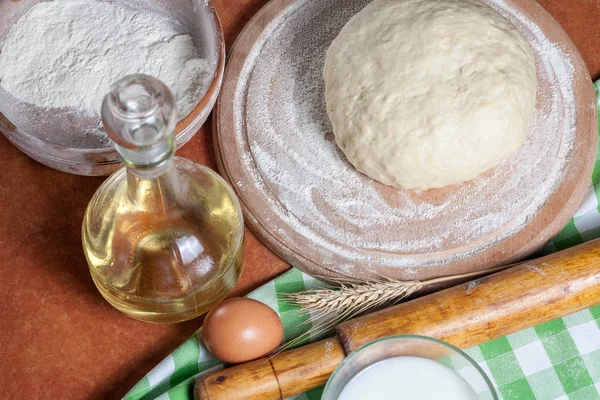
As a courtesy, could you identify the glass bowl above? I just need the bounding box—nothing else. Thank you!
[0,0,225,176]
[322,335,498,400]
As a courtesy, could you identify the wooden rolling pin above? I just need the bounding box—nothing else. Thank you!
[195,239,600,399]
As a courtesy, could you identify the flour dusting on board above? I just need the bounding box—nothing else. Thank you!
[231,0,577,276]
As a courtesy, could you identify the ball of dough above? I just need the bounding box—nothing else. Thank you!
[323,0,536,190]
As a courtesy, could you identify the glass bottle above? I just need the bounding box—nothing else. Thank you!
[82,74,244,323]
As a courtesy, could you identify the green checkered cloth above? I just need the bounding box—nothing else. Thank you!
[124,82,600,400]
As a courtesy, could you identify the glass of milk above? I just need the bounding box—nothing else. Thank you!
[322,335,497,400]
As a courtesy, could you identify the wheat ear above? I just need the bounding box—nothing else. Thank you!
[272,264,510,356]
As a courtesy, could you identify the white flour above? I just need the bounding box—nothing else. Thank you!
[227,0,578,278]
[0,0,209,130]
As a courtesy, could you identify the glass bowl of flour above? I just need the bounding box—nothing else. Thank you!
[0,0,224,176]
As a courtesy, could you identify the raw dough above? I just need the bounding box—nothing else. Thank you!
[323,0,536,190]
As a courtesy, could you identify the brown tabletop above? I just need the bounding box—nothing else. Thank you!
[1,0,599,398]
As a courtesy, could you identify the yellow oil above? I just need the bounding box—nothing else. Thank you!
[82,158,244,323]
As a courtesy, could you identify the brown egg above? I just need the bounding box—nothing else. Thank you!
[202,297,284,364]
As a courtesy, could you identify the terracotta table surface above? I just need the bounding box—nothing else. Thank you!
[0,0,599,399]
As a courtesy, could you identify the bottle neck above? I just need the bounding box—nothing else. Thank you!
[116,132,176,171]
[102,73,179,176]
[126,156,182,209]
[101,74,182,211]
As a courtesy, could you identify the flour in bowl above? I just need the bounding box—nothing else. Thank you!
[0,0,210,140]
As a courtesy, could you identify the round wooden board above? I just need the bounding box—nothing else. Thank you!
[214,0,598,282]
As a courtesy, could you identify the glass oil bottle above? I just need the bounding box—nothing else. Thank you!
[82,74,244,323]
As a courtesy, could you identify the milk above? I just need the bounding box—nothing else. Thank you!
[337,356,479,400]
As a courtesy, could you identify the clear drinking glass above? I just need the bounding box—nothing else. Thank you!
[322,335,497,400]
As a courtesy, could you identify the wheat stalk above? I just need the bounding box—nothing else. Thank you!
[272,264,511,356]
[282,279,423,320]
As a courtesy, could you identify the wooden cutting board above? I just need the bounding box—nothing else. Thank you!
[213,0,597,282]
